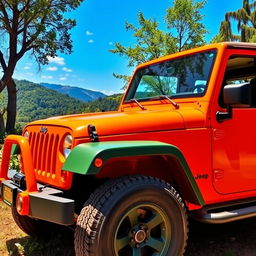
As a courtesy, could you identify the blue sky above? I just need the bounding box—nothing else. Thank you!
[14,0,242,95]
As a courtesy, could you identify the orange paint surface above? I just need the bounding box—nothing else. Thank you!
[1,42,256,209]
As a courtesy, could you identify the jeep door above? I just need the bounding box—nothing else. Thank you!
[212,49,256,194]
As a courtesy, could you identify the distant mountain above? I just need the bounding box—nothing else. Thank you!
[14,80,87,126]
[40,83,106,102]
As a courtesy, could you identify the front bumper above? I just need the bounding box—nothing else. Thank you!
[0,179,74,225]
[0,135,74,225]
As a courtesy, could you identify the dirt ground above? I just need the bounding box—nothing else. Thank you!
[1,202,256,256]
[0,203,74,256]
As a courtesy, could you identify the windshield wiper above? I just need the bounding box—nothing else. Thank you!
[155,95,179,109]
[127,95,179,110]
[128,98,147,110]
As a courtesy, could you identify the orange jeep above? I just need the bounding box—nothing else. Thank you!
[1,42,256,256]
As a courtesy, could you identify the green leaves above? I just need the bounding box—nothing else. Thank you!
[110,12,174,68]
[166,0,207,51]
[0,0,83,67]
[219,0,256,42]
[110,0,207,85]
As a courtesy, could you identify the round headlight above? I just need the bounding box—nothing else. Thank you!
[24,131,29,139]
[63,134,73,158]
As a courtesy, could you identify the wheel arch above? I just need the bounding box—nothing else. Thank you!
[62,141,205,206]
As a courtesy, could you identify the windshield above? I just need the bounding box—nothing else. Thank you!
[125,50,216,101]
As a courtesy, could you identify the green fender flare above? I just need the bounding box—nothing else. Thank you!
[62,141,205,205]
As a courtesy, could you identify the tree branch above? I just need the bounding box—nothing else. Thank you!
[17,18,48,61]
[0,51,7,72]
[0,3,12,34]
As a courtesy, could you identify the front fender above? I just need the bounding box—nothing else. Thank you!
[62,141,204,205]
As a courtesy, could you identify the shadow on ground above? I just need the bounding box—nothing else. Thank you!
[185,217,256,256]
[5,218,256,256]
[6,229,75,256]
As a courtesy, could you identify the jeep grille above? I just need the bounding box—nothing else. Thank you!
[26,126,73,189]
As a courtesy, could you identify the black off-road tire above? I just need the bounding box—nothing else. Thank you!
[75,175,188,256]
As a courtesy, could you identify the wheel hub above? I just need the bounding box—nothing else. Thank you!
[114,203,172,255]
[134,229,147,243]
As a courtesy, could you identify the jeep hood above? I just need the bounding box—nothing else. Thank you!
[28,109,188,138]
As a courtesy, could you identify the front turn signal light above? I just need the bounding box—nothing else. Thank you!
[16,192,29,215]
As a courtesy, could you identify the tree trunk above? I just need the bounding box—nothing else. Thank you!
[6,79,17,134]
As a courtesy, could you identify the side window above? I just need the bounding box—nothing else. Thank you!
[219,56,256,108]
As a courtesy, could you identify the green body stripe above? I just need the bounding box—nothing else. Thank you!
[62,141,204,205]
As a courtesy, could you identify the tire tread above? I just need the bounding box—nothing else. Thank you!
[75,175,188,256]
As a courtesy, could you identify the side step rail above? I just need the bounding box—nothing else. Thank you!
[192,205,256,224]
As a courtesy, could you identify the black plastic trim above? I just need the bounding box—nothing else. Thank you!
[1,180,74,226]
[29,191,74,225]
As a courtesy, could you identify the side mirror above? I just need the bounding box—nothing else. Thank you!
[223,83,251,107]
[217,82,252,122]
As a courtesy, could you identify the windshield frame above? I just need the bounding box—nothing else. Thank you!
[124,49,217,103]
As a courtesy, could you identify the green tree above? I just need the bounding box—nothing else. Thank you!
[210,34,225,43]
[166,0,207,51]
[0,0,83,133]
[110,12,176,84]
[218,0,256,42]
[110,0,207,86]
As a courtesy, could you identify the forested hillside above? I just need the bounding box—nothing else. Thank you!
[15,80,87,126]
[84,94,122,113]
[0,80,122,129]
